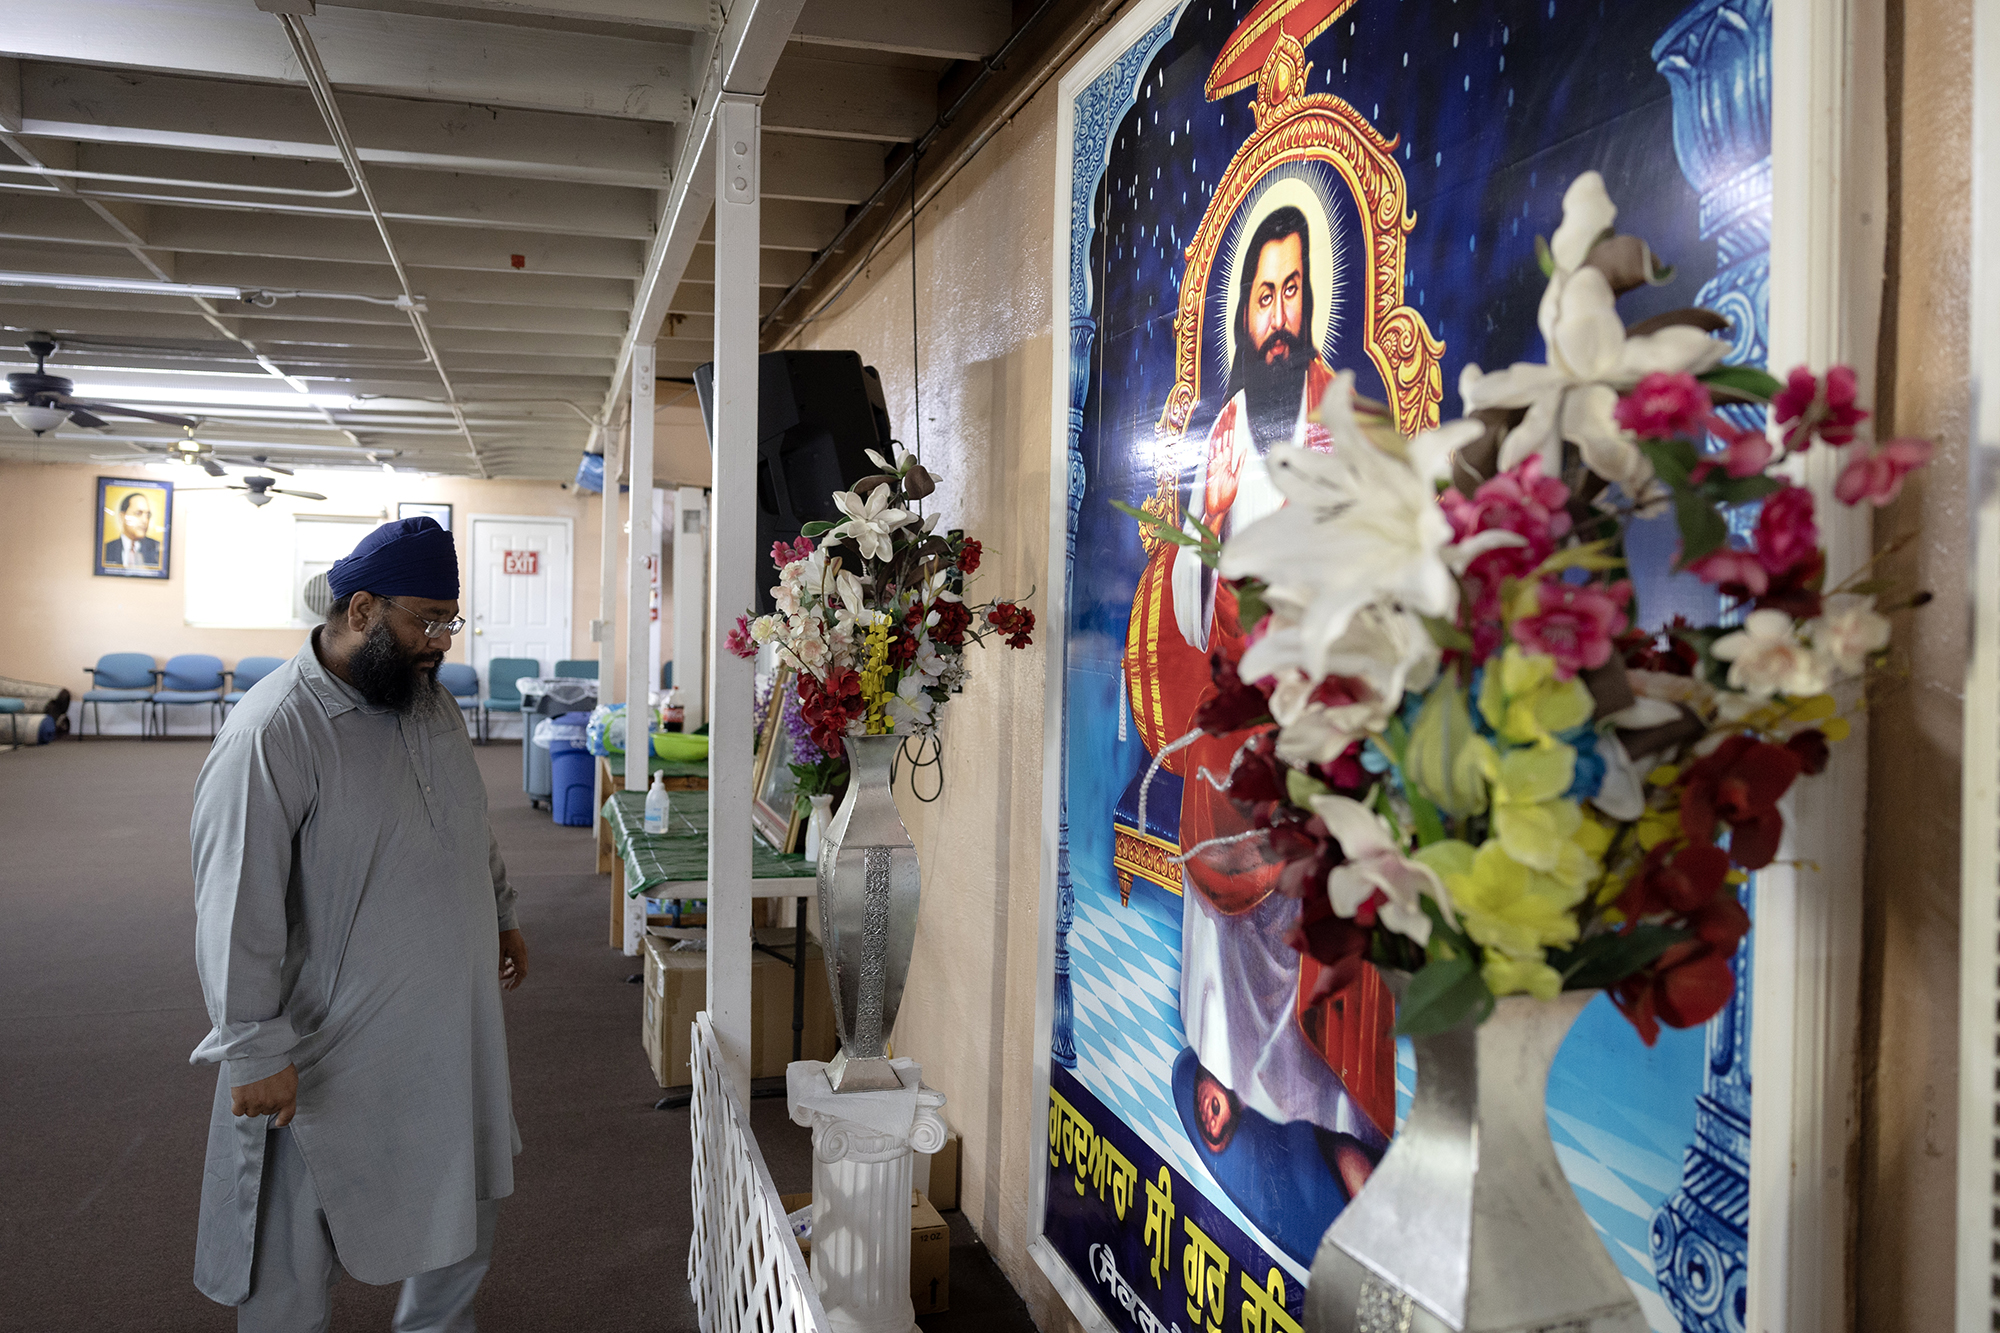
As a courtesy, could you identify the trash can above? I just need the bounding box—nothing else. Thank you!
[523,719,554,809]
[548,711,596,827]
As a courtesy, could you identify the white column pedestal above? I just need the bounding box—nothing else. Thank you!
[787,1059,947,1333]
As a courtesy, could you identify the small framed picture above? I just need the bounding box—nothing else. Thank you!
[398,501,453,531]
[94,476,173,579]
[750,667,804,853]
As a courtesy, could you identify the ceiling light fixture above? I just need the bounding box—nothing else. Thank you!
[6,403,67,435]
[0,272,423,311]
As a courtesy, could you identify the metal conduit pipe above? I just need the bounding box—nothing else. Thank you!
[0,161,360,199]
[277,13,487,479]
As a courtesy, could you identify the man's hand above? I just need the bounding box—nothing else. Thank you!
[1203,407,1245,522]
[499,928,529,991]
[231,1065,298,1127]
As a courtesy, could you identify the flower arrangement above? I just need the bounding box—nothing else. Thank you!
[1126,172,1931,1043]
[729,444,1035,743]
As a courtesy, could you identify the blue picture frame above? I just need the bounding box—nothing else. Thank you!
[93,475,173,580]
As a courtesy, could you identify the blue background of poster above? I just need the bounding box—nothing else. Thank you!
[1048,3,1768,1333]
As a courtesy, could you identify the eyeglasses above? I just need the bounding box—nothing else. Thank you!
[381,598,466,638]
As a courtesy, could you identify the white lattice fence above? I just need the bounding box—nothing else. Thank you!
[689,1014,830,1333]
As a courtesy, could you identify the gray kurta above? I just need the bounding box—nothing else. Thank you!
[188,631,519,1303]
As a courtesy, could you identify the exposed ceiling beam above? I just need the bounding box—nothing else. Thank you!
[0,0,694,123]
[790,0,1010,63]
[761,52,935,142]
[320,0,716,32]
[763,133,883,203]
[668,281,783,317]
[699,198,846,251]
[0,197,648,278]
[2,286,634,337]
[681,243,811,288]
[2,141,661,237]
[17,63,676,188]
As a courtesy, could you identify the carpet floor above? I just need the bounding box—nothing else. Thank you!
[0,738,1032,1333]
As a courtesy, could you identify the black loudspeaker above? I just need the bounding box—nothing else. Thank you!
[693,351,893,614]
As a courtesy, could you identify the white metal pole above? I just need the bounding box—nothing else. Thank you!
[708,94,760,1106]
[674,485,708,732]
[597,422,620,693]
[625,348,656,793]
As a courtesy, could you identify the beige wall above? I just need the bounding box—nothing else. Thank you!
[0,458,613,698]
[781,78,1072,1333]
[1857,0,1973,1327]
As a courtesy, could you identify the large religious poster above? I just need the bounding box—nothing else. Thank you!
[1036,3,1769,1333]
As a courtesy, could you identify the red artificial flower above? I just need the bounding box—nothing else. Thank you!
[1619,622,1702,676]
[1685,891,1751,951]
[1322,740,1371,793]
[956,539,983,574]
[1618,841,1732,918]
[1683,546,1769,597]
[1192,652,1274,735]
[887,629,918,668]
[987,602,1036,648]
[796,668,863,754]
[1287,889,1373,1003]
[1678,734,1805,869]
[1835,437,1934,507]
[1612,941,1737,1045]
[1772,365,1868,450]
[930,599,973,648]
[1785,728,1830,775]
[1512,580,1631,679]
[1614,371,1713,440]
[1752,483,1818,577]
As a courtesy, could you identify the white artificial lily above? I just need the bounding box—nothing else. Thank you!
[828,486,916,563]
[866,443,915,475]
[1221,372,1513,675]
[1457,172,1729,492]
[886,674,936,732]
[1805,593,1891,677]
[1307,793,1452,945]
[1711,609,1831,700]
[1248,602,1441,762]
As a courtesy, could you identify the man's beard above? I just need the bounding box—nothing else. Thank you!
[1235,328,1309,449]
[347,618,442,712]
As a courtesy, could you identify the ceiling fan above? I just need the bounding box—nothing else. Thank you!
[2,334,199,435]
[182,474,329,507]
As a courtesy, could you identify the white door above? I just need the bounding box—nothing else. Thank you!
[469,516,572,690]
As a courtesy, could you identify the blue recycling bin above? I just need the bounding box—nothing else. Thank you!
[549,711,596,826]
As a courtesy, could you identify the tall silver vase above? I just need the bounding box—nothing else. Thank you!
[815,733,921,1093]
[1305,986,1645,1333]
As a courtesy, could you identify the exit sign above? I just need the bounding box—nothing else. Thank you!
[503,550,539,575]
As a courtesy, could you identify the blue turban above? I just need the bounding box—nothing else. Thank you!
[327,517,460,601]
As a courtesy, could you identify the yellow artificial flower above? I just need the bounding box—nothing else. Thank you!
[1404,678,1494,819]
[1481,745,1602,889]
[1479,646,1594,746]
[1482,952,1564,1000]
[1635,807,1680,851]
[1414,839,1583,962]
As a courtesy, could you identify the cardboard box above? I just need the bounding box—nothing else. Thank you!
[782,1191,950,1315]
[915,1128,960,1213]
[642,926,837,1087]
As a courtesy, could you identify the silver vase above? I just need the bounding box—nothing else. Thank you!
[1305,985,1645,1333]
[815,733,921,1093]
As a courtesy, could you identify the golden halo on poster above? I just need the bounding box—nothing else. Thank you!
[1214,168,1346,383]
[1155,31,1444,451]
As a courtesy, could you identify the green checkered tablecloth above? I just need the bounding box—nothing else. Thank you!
[602,792,814,897]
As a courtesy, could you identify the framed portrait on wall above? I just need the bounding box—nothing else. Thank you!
[1030,3,1813,1332]
[94,476,172,580]
[751,668,804,853]
[398,501,453,531]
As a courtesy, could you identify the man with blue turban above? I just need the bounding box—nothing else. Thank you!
[187,517,529,1331]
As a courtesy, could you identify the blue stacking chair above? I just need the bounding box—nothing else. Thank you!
[224,656,285,712]
[480,657,538,744]
[151,654,226,739]
[80,653,159,739]
[553,659,598,679]
[437,663,482,740]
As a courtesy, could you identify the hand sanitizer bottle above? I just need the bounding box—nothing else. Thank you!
[643,771,668,834]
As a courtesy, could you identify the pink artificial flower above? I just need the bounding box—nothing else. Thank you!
[1688,414,1774,484]
[1512,580,1632,679]
[1684,546,1770,596]
[770,536,816,567]
[1615,372,1713,440]
[1752,483,1819,576]
[1441,457,1574,562]
[1835,437,1935,506]
[1772,364,1868,450]
[724,613,758,660]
